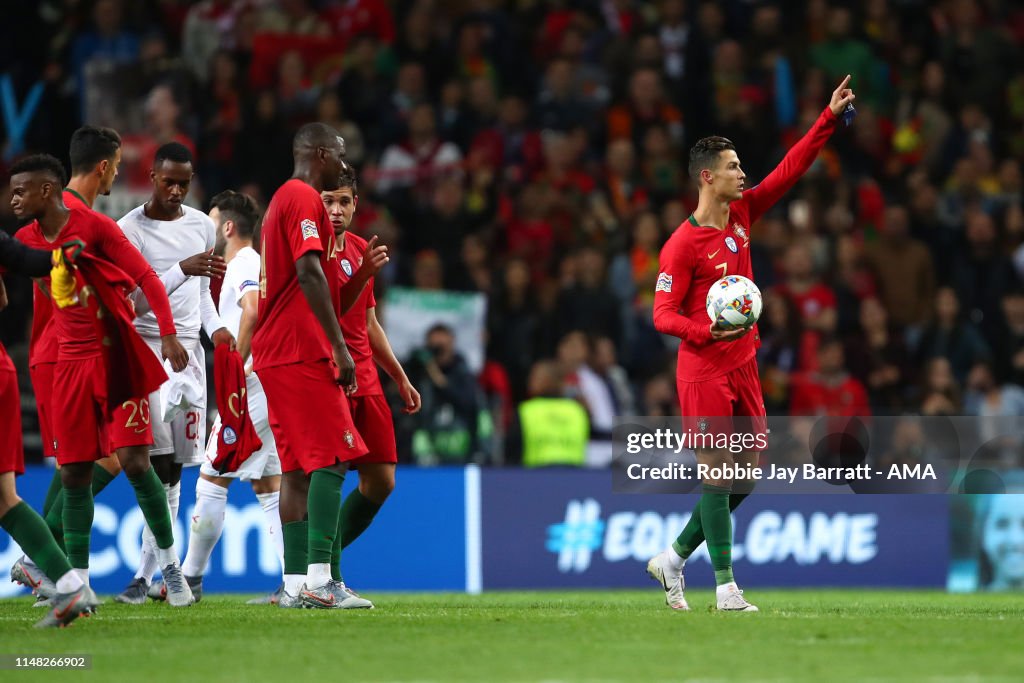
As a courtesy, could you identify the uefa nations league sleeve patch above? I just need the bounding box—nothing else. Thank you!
[656,272,673,293]
[300,219,319,240]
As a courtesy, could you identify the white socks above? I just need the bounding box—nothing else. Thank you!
[73,568,89,585]
[284,574,305,596]
[182,478,229,577]
[666,547,685,571]
[56,570,84,594]
[716,581,739,596]
[305,563,331,590]
[255,491,284,575]
[136,482,180,581]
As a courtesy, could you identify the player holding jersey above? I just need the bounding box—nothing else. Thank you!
[11,127,127,600]
[178,190,286,604]
[9,154,195,607]
[253,123,372,609]
[321,164,420,586]
[114,143,233,603]
[647,76,857,612]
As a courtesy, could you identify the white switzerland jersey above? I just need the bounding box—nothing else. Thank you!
[119,204,222,339]
[219,246,261,339]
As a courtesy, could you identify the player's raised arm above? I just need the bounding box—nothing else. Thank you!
[742,75,855,223]
[338,236,388,315]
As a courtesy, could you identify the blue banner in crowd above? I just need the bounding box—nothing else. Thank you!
[0,466,467,597]
[480,470,949,589]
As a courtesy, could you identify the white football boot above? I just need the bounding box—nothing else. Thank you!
[646,550,689,611]
[716,582,759,612]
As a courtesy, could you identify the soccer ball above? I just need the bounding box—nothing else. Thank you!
[706,275,763,330]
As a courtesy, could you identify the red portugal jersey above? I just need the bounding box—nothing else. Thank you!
[654,107,838,381]
[15,189,90,367]
[334,231,381,397]
[253,179,341,370]
[17,206,174,361]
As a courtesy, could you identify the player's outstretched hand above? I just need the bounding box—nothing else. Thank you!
[710,322,751,343]
[829,74,856,117]
[332,343,358,395]
[211,327,236,350]
[357,236,389,278]
[162,334,189,372]
[180,249,227,278]
[399,379,422,414]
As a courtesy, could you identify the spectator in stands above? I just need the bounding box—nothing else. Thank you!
[557,331,616,467]
[864,205,935,332]
[950,209,1021,342]
[917,357,962,416]
[844,297,911,415]
[789,335,871,417]
[917,286,992,384]
[377,103,463,200]
[406,324,483,465]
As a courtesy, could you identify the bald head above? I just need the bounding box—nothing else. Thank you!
[292,122,346,192]
[293,122,344,157]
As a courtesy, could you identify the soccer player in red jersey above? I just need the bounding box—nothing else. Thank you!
[0,233,95,627]
[252,123,372,609]
[10,127,135,598]
[321,164,421,588]
[647,76,857,612]
[9,154,196,607]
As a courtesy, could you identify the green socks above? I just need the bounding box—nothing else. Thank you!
[45,464,117,552]
[672,492,749,560]
[128,467,174,550]
[308,469,345,566]
[282,521,309,575]
[0,502,74,583]
[62,485,94,569]
[700,484,735,585]
[331,489,383,580]
[41,470,63,517]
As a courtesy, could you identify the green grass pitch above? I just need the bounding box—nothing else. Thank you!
[1,590,1023,682]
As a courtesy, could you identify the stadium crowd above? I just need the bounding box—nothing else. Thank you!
[2,0,1024,465]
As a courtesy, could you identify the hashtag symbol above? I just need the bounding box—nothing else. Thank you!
[546,499,605,573]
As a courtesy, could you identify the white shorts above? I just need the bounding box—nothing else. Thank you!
[143,336,207,464]
[200,372,280,480]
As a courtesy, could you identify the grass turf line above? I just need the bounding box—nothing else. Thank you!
[1,590,1022,682]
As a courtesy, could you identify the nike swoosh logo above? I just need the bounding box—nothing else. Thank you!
[54,594,82,620]
[707,249,720,259]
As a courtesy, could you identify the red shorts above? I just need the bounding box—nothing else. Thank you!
[259,360,368,475]
[52,357,153,465]
[0,370,25,475]
[29,362,56,457]
[347,393,397,465]
[677,356,768,452]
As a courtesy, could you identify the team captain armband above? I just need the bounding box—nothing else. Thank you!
[656,272,673,293]
[300,219,319,240]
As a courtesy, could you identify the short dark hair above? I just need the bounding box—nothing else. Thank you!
[338,161,358,194]
[69,126,121,175]
[154,142,193,167]
[10,154,66,186]
[688,136,735,183]
[210,190,260,239]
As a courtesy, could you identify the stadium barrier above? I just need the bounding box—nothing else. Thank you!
[1,466,949,596]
